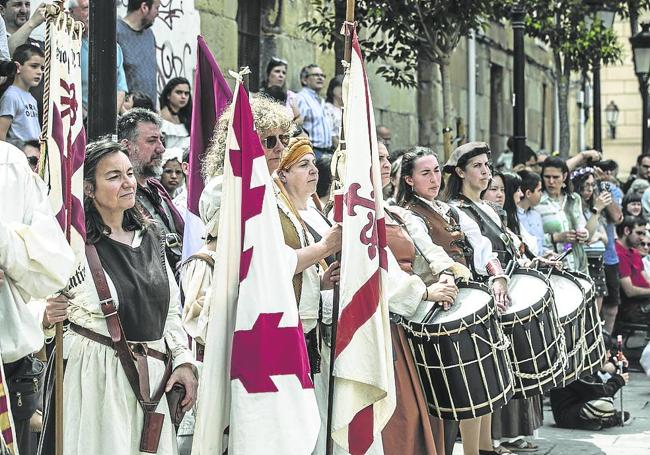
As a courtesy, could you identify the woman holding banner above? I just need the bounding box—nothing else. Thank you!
[40,139,197,455]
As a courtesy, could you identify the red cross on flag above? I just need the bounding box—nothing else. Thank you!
[191,74,320,454]
[331,29,396,454]
[40,13,86,266]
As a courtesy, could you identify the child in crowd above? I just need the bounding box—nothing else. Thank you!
[0,44,44,142]
[159,147,185,198]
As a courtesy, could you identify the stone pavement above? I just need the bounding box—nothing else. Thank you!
[453,372,650,455]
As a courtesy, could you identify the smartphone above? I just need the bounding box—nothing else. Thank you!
[600,181,612,192]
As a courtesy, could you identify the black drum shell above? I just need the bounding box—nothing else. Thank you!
[572,272,606,375]
[548,269,587,386]
[400,281,514,420]
[503,268,565,398]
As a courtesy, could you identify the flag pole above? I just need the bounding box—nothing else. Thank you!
[40,2,69,454]
[52,3,66,453]
[325,2,355,454]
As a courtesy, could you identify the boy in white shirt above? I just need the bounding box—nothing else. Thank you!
[0,43,43,141]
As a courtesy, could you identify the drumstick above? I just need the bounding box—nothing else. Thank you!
[423,306,443,324]
[545,247,573,279]
[617,334,624,427]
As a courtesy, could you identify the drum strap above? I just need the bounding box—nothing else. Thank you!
[456,195,519,264]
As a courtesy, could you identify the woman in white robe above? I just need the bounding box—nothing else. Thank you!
[40,139,197,455]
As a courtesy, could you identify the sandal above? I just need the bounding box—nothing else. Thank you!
[479,446,512,455]
[501,438,539,452]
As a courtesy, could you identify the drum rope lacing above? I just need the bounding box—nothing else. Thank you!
[506,294,569,382]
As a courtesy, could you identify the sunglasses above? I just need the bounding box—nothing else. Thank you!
[27,156,39,167]
[640,242,650,247]
[270,57,288,65]
[263,134,290,149]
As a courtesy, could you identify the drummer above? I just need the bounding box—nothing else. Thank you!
[395,146,509,455]
[294,140,469,454]
[440,142,548,455]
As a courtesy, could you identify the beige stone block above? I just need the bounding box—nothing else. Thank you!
[282,0,313,38]
[622,109,643,126]
[200,12,239,76]
[612,93,643,110]
[196,0,237,18]
[375,109,417,150]
[616,124,643,139]
[601,80,628,95]
[602,65,636,81]
[623,80,643,94]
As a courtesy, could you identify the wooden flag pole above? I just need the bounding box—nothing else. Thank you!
[325,2,355,454]
[43,3,67,454]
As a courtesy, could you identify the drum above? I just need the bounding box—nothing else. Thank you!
[572,272,607,375]
[399,282,513,420]
[549,269,587,386]
[504,268,566,398]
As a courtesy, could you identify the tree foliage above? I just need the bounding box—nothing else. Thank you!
[523,0,622,73]
[299,0,507,88]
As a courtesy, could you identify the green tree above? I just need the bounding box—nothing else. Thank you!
[522,1,622,156]
[300,0,507,148]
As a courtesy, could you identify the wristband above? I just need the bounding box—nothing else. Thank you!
[424,288,429,301]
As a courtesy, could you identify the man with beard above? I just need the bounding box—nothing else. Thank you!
[615,215,650,325]
[118,108,185,269]
[117,0,160,109]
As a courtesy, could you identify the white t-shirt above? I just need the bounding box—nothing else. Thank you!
[0,85,41,141]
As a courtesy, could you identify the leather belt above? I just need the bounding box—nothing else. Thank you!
[69,323,168,363]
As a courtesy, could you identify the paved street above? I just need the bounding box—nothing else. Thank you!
[453,372,650,455]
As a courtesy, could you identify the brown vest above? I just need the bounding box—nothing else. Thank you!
[385,209,417,274]
[400,198,471,268]
[278,208,303,305]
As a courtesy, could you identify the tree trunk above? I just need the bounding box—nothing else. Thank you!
[439,54,453,131]
[439,55,454,160]
[555,51,571,157]
[417,58,438,148]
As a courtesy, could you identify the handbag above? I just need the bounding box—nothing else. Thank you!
[5,355,44,421]
[166,383,186,428]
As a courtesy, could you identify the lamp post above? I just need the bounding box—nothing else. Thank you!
[605,101,619,139]
[584,0,617,152]
[88,0,117,140]
[511,2,526,166]
[630,23,650,155]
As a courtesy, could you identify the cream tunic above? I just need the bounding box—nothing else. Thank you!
[0,143,75,363]
[59,230,192,455]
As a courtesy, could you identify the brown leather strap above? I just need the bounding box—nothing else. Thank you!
[84,244,171,406]
[69,323,168,362]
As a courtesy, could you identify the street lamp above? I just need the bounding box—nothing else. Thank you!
[511,2,526,166]
[584,0,617,152]
[584,0,617,29]
[605,101,619,139]
[630,22,650,154]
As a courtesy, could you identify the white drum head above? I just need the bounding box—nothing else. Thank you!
[549,274,582,317]
[506,273,548,314]
[429,287,491,323]
[576,277,593,294]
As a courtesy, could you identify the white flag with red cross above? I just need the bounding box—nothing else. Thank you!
[192,74,320,455]
[330,29,396,454]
